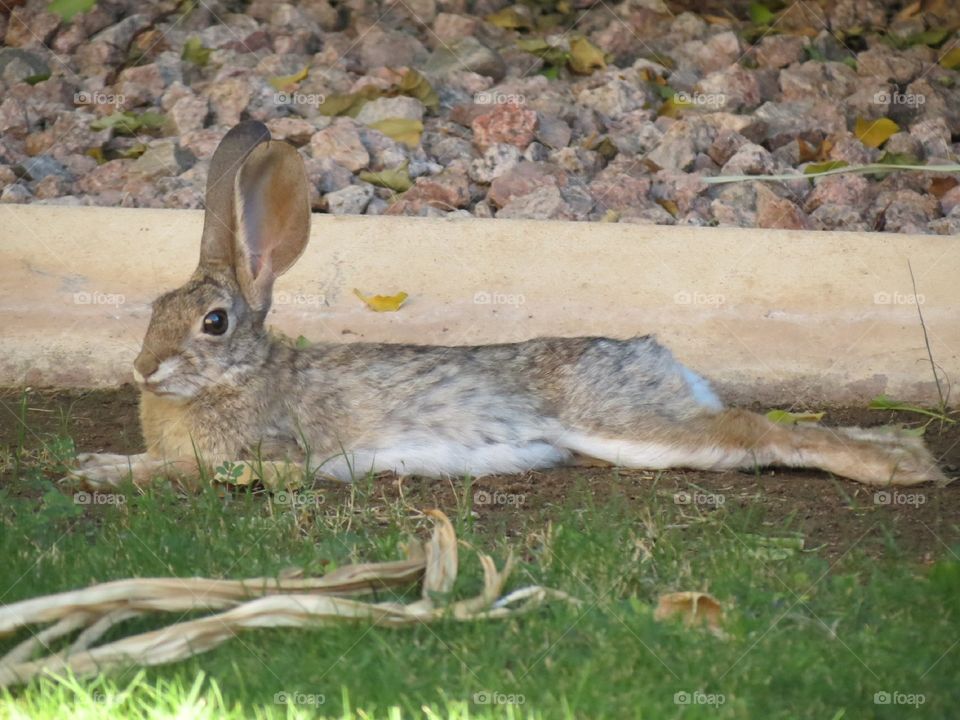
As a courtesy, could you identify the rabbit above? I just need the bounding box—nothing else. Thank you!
[68,121,948,490]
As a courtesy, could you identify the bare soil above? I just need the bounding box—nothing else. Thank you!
[2,387,958,561]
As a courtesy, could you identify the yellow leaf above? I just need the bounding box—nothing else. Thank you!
[367,118,423,148]
[654,592,726,637]
[397,69,439,111]
[599,209,620,222]
[353,288,409,312]
[766,409,825,425]
[485,6,533,30]
[658,96,691,118]
[268,66,309,92]
[855,117,900,149]
[568,37,606,75]
[656,199,679,217]
[359,164,413,192]
[940,47,960,70]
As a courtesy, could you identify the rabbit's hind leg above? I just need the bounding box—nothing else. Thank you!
[560,409,947,486]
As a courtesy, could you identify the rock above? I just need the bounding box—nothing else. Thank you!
[115,62,179,108]
[496,184,573,220]
[753,100,845,147]
[810,204,869,231]
[179,129,223,160]
[209,77,252,127]
[620,202,676,225]
[433,13,479,43]
[535,114,571,149]
[803,174,871,212]
[754,35,806,68]
[424,132,473,166]
[360,126,408,168]
[709,183,757,226]
[310,118,369,171]
[910,117,952,159]
[939,184,960,216]
[402,0,437,25]
[708,130,749,166]
[576,78,647,119]
[856,47,923,85]
[132,141,194,178]
[694,65,760,112]
[266,117,316,145]
[646,120,705,171]
[33,174,68,199]
[488,161,565,207]
[303,156,354,193]
[721,143,776,176]
[872,189,939,233]
[4,8,59,49]
[0,48,50,85]
[588,167,652,212]
[755,185,809,229]
[167,94,209,134]
[470,143,522,183]
[324,184,374,214]
[20,154,69,182]
[425,37,506,82]
[360,28,427,70]
[76,159,129,195]
[75,15,151,74]
[548,147,602,178]
[1,183,32,203]
[472,103,538,150]
[387,170,470,213]
[780,61,858,101]
[651,169,708,214]
[830,0,886,32]
[827,132,876,165]
[355,96,425,124]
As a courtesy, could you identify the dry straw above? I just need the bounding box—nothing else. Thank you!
[0,510,578,688]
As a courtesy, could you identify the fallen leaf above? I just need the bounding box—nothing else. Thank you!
[940,47,960,70]
[359,164,413,193]
[181,37,210,67]
[90,111,166,135]
[656,199,679,217]
[485,6,533,30]
[517,38,570,68]
[744,534,805,561]
[353,288,409,312]
[48,0,96,21]
[397,69,439,111]
[654,592,725,636]
[599,209,620,222]
[269,66,309,92]
[748,1,776,25]
[367,118,423,148]
[569,36,606,74]
[658,96,692,118]
[894,0,921,22]
[766,409,825,425]
[855,117,900,148]
[797,137,820,163]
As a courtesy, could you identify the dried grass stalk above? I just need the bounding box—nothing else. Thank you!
[0,511,577,688]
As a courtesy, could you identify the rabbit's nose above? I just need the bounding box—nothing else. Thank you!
[134,352,158,381]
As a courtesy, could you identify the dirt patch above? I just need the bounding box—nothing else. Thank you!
[2,387,958,561]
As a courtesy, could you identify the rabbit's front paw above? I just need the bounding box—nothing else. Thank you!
[61,452,151,489]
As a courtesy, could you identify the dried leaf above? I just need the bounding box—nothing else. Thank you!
[766,409,825,425]
[656,199,679,217]
[269,66,309,92]
[855,117,900,148]
[359,164,413,193]
[485,6,533,30]
[930,175,959,198]
[353,288,409,312]
[367,118,423,148]
[181,37,210,67]
[569,36,606,75]
[90,111,165,135]
[940,47,960,70]
[654,592,725,636]
[748,1,775,25]
[517,38,570,67]
[797,137,820,163]
[658,96,691,118]
[397,69,439,111]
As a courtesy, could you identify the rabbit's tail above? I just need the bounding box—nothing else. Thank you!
[561,409,946,486]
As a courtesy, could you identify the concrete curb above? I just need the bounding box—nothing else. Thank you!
[1,204,957,405]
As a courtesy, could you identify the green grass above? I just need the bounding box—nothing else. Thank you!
[1,429,959,719]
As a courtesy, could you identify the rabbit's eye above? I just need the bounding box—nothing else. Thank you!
[202,309,229,335]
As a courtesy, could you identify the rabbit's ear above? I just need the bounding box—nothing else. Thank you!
[198,121,271,273]
[233,140,311,310]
